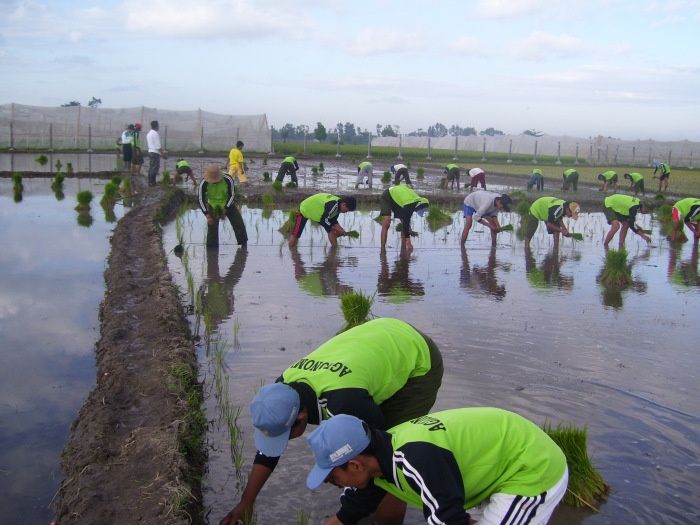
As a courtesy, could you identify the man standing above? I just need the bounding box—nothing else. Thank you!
[276,156,300,186]
[305,408,568,525]
[118,124,135,173]
[460,191,512,246]
[390,163,412,186]
[146,120,165,186]
[525,196,580,248]
[379,185,429,252]
[562,168,579,192]
[197,164,248,248]
[356,161,373,189]
[603,194,651,249]
[219,317,444,525]
[288,192,357,249]
[228,140,247,184]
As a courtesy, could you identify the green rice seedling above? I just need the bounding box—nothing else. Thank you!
[339,290,374,331]
[311,166,319,176]
[542,422,609,510]
[296,511,310,525]
[406,161,412,169]
[262,171,271,182]
[35,154,48,166]
[654,193,666,201]
[345,230,360,238]
[500,224,514,231]
[600,249,632,288]
[12,172,23,189]
[271,180,283,192]
[111,175,122,186]
[285,181,297,188]
[416,167,425,179]
[279,209,299,235]
[76,211,93,227]
[425,207,453,232]
[52,172,65,187]
[53,187,65,201]
[382,171,391,183]
[75,190,93,211]
[120,176,131,194]
[319,162,325,172]
[570,233,584,241]
[103,205,117,223]
[55,159,62,172]
[100,182,119,206]
[438,177,447,189]
[509,190,527,200]
[395,223,403,232]
[515,200,531,217]
[373,215,384,225]
[161,170,171,184]
[656,204,673,223]
[13,189,23,203]
[66,162,74,174]
[262,192,274,207]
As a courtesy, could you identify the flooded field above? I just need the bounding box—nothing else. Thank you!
[0,178,125,523]
[164,204,699,525]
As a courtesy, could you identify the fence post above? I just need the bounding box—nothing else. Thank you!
[574,143,579,165]
[366,133,372,159]
[689,151,694,169]
[76,106,81,149]
[335,131,341,158]
[647,146,652,167]
[426,136,431,160]
[605,145,609,164]
[507,139,512,164]
[303,130,307,155]
[532,140,538,164]
[163,126,168,151]
[9,121,15,151]
[397,134,403,160]
[452,135,458,161]
[199,125,204,153]
[87,124,93,153]
[555,141,562,165]
[667,150,672,166]
[632,146,636,166]
[49,123,54,152]
[481,137,486,162]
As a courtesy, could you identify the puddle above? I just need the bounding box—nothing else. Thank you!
[0,178,125,523]
[164,205,699,525]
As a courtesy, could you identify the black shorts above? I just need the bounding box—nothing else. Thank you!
[659,173,670,181]
[447,168,460,181]
[604,207,627,224]
[122,144,133,162]
[380,189,393,217]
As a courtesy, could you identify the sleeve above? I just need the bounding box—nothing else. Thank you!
[293,160,299,170]
[628,207,639,232]
[336,482,388,524]
[321,200,340,228]
[397,442,471,525]
[224,176,235,208]
[322,388,387,429]
[252,450,281,471]
[197,182,209,215]
[547,205,561,225]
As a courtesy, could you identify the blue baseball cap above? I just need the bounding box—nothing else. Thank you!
[305,414,370,490]
[250,383,300,457]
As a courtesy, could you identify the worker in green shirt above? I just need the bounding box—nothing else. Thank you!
[562,168,579,192]
[597,170,618,193]
[219,318,444,525]
[527,168,545,191]
[525,196,580,248]
[623,172,645,195]
[305,408,568,525]
[379,185,429,252]
[356,161,373,189]
[276,156,300,186]
[670,197,700,244]
[653,161,671,192]
[175,158,197,186]
[603,194,651,249]
[443,163,461,190]
[197,164,248,248]
[288,192,357,249]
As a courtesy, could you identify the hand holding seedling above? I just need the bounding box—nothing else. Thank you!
[206,214,215,225]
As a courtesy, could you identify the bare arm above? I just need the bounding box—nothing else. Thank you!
[219,463,274,525]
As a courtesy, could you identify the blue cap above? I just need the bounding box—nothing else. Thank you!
[250,383,300,457]
[305,414,370,490]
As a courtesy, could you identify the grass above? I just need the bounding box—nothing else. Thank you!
[279,208,299,235]
[425,206,453,232]
[543,422,609,510]
[600,249,633,288]
[339,290,374,332]
[75,190,93,211]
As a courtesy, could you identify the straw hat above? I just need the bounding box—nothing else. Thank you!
[204,164,223,183]
[567,202,580,220]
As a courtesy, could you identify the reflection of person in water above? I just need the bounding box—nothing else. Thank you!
[290,248,355,297]
[377,246,425,302]
[199,246,248,331]
[666,243,699,288]
[524,244,574,290]
[459,245,506,299]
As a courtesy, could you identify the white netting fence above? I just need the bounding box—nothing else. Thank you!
[372,134,700,168]
[0,103,271,152]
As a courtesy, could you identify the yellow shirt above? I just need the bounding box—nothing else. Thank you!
[228,147,247,182]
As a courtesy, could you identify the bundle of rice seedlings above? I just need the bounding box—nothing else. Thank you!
[262,171,271,182]
[570,232,584,241]
[35,154,48,166]
[438,177,447,189]
[12,173,23,190]
[345,230,360,238]
[425,207,453,232]
[542,423,609,509]
[509,190,527,200]
[278,209,299,235]
[515,200,531,217]
[100,182,119,206]
[311,166,319,175]
[75,190,93,211]
[271,180,283,192]
[416,167,425,179]
[261,193,274,207]
[373,215,384,225]
[382,171,391,183]
[600,249,632,288]
[161,170,171,184]
[120,176,132,194]
[657,204,673,223]
[52,172,65,187]
[319,162,325,172]
[339,291,374,332]
[500,224,514,231]
[111,175,122,186]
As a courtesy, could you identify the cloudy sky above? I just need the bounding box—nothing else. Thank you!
[1,0,699,140]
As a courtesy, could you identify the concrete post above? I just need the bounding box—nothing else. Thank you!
[532,140,538,164]
[555,141,562,165]
[87,124,93,153]
[507,139,512,164]
[481,137,486,162]
[366,133,372,159]
[426,136,431,160]
[335,131,341,158]
[574,143,579,165]
[397,134,403,160]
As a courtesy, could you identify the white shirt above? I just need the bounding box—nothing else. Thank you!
[120,130,132,145]
[464,190,501,222]
[391,163,407,173]
[146,129,161,153]
[469,167,485,177]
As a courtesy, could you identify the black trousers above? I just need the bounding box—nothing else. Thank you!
[206,206,248,247]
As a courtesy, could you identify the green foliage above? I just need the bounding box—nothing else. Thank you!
[55,159,62,171]
[542,423,609,509]
[279,208,299,235]
[311,166,319,175]
[345,230,360,238]
[76,211,93,227]
[600,249,632,288]
[111,175,122,186]
[319,162,325,172]
[285,181,297,188]
[263,171,271,182]
[120,176,132,194]
[103,205,117,223]
[515,200,531,217]
[75,190,93,210]
[100,182,119,206]
[416,167,425,179]
[52,172,65,186]
[66,162,74,174]
[161,170,171,184]
[12,172,23,190]
[261,193,274,207]
[509,190,527,200]
[53,186,65,201]
[339,291,374,331]
[13,189,23,203]
[425,207,453,232]
[656,204,673,222]
[272,180,283,192]
[169,362,206,482]
[382,171,391,183]
[35,154,48,166]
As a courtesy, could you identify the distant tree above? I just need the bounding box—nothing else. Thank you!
[479,127,504,136]
[61,101,81,107]
[343,122,357,142]
[376,124,382,137]
[449,125,477,136]
[87,97,102,108]
[380,125,397,137]
[522,129,544,137]
[279,123,295,142]
[313,122,327,142]
[427,123,448,137]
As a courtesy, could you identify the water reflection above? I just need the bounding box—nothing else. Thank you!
[200,246,248,334]
[524,244,574,291]
[667,243,699,289]
[460,245,506,299]
[76,211,94,227]
[377,247,425,303]
[598,248,649,309]
[290,248,355,297]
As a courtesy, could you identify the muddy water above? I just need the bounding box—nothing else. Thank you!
[0,178,125,522]
[164,205,699,525]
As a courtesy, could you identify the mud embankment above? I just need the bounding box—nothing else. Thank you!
[53,185,204,524]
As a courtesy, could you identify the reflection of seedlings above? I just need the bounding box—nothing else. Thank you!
[262,193,274,207]
[262,171,271,182]
[425,207,453,232]
[52,172,65,188]
[339,290,374,332]
[100,182,119,206]
[13,189,23,203]
[279,208,299,235]
[271,180,283,192]
[416,167,424,179]
[55,159,63,172]
[600,249,632,288]
[12,172,23,190]
[382,171,391,184]
[76,211,93,227]
[542,423,609,510]
[102,204,117,223]
[319,162,325,172]
[35,154,48,166]
[66,162,74,174]
[53,187,65,201]
[75,190,93,211]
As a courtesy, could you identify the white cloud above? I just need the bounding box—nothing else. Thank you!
[474,0,553,18]
[347,27,421,56]
[448,36,484,54]
[512,31,586,60]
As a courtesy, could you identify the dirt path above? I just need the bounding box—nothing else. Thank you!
[53,184,204,524]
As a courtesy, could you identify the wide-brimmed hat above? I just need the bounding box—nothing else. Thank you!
[204,164,223,183]
[566,202,580,220]
[250,383,300,457]
[305,414,370,490]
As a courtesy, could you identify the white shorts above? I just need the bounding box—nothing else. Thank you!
[467,467,568,525]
